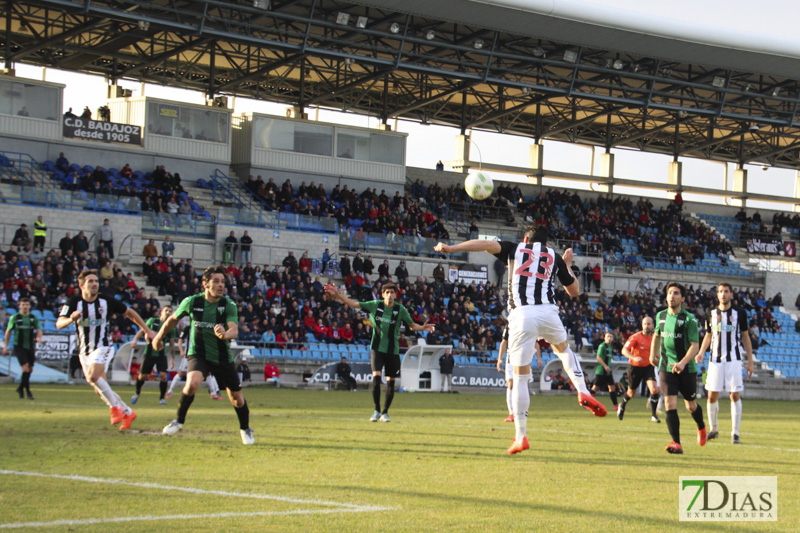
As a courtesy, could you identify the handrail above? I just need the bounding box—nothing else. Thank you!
[0,150,57,191]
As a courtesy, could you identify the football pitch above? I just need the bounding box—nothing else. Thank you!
[0,384,797,531]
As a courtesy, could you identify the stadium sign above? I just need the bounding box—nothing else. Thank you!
[448,264,489,283]
[310,361,507,388]
[63,117,142,145]
[746,238,784,255]
[679,476,777,522]
[37,333,73,360]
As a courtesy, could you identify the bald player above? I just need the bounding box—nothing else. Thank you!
[617,316,662,423]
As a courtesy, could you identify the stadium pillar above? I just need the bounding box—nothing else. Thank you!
[668,161,682,188]
[528,143,543,185]
[452,134,471,172]
[794,171,800,212]
[733,168,748,208]
[593,152,614,193]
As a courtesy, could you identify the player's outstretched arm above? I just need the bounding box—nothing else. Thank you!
[409,321,435,333]
[434,240,501,255]
[56,310,81,330]
[325,283,360,309]
[124,308,154,340]
[131,326,146,347]
[153,314,181,351]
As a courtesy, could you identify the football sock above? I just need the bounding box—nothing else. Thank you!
[731,399,742,435]
[135,379,145,395]
[176,392,195,424]
[168,374,182,394]
[207,375,219,396]
[610,391,618,406]
[21,372,31,392]
[234,400,250,430]
[513,374,531,441]
[92,377,119,408]
[159,380,168,400]
[708,399,719,431]
[372,379,381,412]
[382,380,395,414]
[556,347,590,395]
[666,409,680,444]
[506,386,513,415]
[649,394,660,416]
[620,392,631,406]
[657,395,664,412]
[691,404,705,429]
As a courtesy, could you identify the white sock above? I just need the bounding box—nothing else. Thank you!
[506,386,514,415]
[168,374,182,394]
[657,395,664,412]
[207,375,219,395]
[512,374,531,441]
[94,378,130,414]
[556,347,590,395]
[708,400,719,431]
[732,399,742,436]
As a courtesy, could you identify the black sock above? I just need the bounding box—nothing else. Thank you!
[382,380,396,414]
[234,400,250,430]
[666,409,680,444]
[610,391,618,406]
[176,392,195,424]
[159,380,168,400]
[136,379,144,395]
[21,372,31,391]
[691,404,705,430]
[620,393,631,406]
[372,378,382,412]
[650,394,660,416]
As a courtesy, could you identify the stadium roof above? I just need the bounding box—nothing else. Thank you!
[4,0,800,170]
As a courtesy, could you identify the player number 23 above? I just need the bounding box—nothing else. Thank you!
[515,251,553,280]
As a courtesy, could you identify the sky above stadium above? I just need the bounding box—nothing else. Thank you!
[15,61,798,211]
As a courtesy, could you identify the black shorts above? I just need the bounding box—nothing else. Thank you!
[187,357,241,392]
[140,354,168,375]
[628,365,656,391]
[661,370,697,401]
[370,350,401,378]
[594,372,615,388]
[15,347,35,367]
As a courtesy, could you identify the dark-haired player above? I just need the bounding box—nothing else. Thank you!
[56,270,154,430]
[3,297,42,399]
[325,282,434,422]
[698,282,753,444]
[618,316,662,423]
[154,266,254,445]
[436,226,606,456]
[651,282,707,454]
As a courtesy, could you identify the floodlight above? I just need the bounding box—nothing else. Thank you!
[712,76,726,88]
[425,30,435,41]
[389,22,401,34]
[356,16,368,29]
[612,59,623,70]
[563,50,578,63]
[473,39,484,50]
[336,12,350,26]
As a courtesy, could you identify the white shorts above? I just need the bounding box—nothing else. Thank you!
[505,360,513,381]
[706,360,744,393]
[508,305,567,368]
[79,347,115,376]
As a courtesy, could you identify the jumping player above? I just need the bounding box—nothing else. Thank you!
[3,297,42,399]
[698,282,754,444]
[497,325,541,422]
[56,270,153,430]
[618,316,662,423]
[436,226,606,456]
[325,282,434,422]
[650,282,707,454]
[154,266,254,445]
[131,305,177,405]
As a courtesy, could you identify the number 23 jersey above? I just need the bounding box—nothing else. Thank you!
[493,241,574,309]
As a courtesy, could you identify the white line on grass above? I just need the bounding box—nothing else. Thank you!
[0,508,379,530]
[0,470,396,511]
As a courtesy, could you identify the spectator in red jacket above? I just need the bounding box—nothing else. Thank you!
[275,331,289,348]
[129,356,141,380]
[298,252,312,273]
[592,263,602,291]
[263,359,280,387]
[339,323,354,342]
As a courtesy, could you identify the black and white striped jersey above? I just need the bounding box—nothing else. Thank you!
[60,296,128,356]
[493,241,575,310]
[703,306,749,363]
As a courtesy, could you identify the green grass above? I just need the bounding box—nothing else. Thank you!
[0,384,798,531]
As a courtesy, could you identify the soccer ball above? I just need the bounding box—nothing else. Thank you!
[464,171,494,200]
